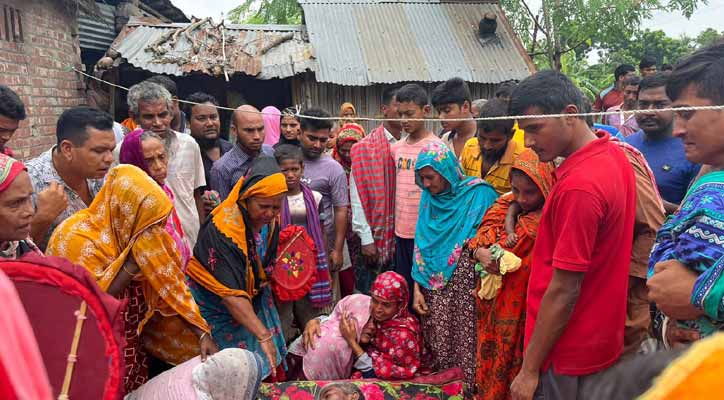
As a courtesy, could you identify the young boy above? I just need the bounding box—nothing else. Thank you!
[274,144,331,340]
[431,77,476,158]
[391,84,444,295]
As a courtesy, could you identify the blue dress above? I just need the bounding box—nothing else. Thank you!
[189,228,287,379]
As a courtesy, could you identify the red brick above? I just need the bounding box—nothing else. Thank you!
[0,0,85,160]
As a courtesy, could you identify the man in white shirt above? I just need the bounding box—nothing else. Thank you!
[349,87,403,290]
[119,81,206,247]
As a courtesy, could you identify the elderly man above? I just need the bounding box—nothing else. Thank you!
[27,107,116,250]
[210,105,273,200]
[120,81,206,247]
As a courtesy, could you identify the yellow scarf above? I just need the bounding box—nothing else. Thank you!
[46,165,209,364]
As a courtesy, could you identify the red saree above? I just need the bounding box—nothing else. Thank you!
[469,149,554,400]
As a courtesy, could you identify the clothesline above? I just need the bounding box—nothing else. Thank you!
[73,66,724,122]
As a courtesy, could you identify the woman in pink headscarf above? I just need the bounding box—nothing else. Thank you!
[119,129,191,268]
[262,106,282,146]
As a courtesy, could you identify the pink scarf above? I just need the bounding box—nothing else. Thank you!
[288,294,371,380]
[262,106,281,146]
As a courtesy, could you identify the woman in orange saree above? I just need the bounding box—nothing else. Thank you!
[46,165,215,394]
[468,149,555,400]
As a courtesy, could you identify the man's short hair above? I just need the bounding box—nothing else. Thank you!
[431,77,472,108]
[145,75,178,97]
[274,144,304,164]
[0,85,26,121]
[614,64,636,81]
[299,108,333,132]
[638,72,669,93]
[666,41,724,104]
[56,107,113,146]
[509,70,587,120]
[382,86,399,106]
[127,82,173,116]
[495,81,518,99]
[477,98,514,137]
[395,84,428,107]
[639,56,657,70]
[185,92,219,118]
[661,63,674,72]
[624,75,642,87]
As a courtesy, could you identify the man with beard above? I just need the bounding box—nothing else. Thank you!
[185,93,232,192]
[606,75,641,137]
[210,104,274,201]
[460,98,523,195]
[625,73,701,213]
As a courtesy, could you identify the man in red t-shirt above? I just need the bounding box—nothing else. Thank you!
[592,64,636,122]
[508,71,637,400]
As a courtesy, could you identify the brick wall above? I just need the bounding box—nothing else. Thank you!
[0,0,86,160]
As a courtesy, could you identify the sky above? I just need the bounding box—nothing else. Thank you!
[170,0,724,38]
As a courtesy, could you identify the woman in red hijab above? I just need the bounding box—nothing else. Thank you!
[367,271,425,379]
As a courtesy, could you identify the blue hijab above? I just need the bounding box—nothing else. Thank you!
[413,142,498,290]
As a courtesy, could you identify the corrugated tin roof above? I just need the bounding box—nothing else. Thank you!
[79,3,116,51]
[299,0,534,85]
[111,18,316,79]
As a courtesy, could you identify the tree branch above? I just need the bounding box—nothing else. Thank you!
[519,0,550,39]
[528,38,588,58]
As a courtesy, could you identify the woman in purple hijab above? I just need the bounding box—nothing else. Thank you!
[119,129,191,268]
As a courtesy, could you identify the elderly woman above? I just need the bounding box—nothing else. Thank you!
[0,153,39,258]
[119,129,191,267]
[126,348,262,400]
[186,156,289,381]
[46,165,216,394]
[410,141,498,387]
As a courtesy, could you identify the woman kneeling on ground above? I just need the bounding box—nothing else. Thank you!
[291,271,425,380]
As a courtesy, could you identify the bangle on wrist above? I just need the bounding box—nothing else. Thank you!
[199,332,208,343]
[122,263,138,278]
[258,333,273,344]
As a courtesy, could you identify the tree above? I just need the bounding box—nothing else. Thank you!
[500,0,704,70]
[696,28,724,48]
[601,29,696,68]
[228,0,302,24]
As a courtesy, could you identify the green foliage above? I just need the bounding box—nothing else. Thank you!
[601,29,696,68]
[228,0,302,24]
[499,0,703,70]
[696,28,724,47]
[567,27,722,100]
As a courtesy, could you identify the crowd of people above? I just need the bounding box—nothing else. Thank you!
[0,41,723,400]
